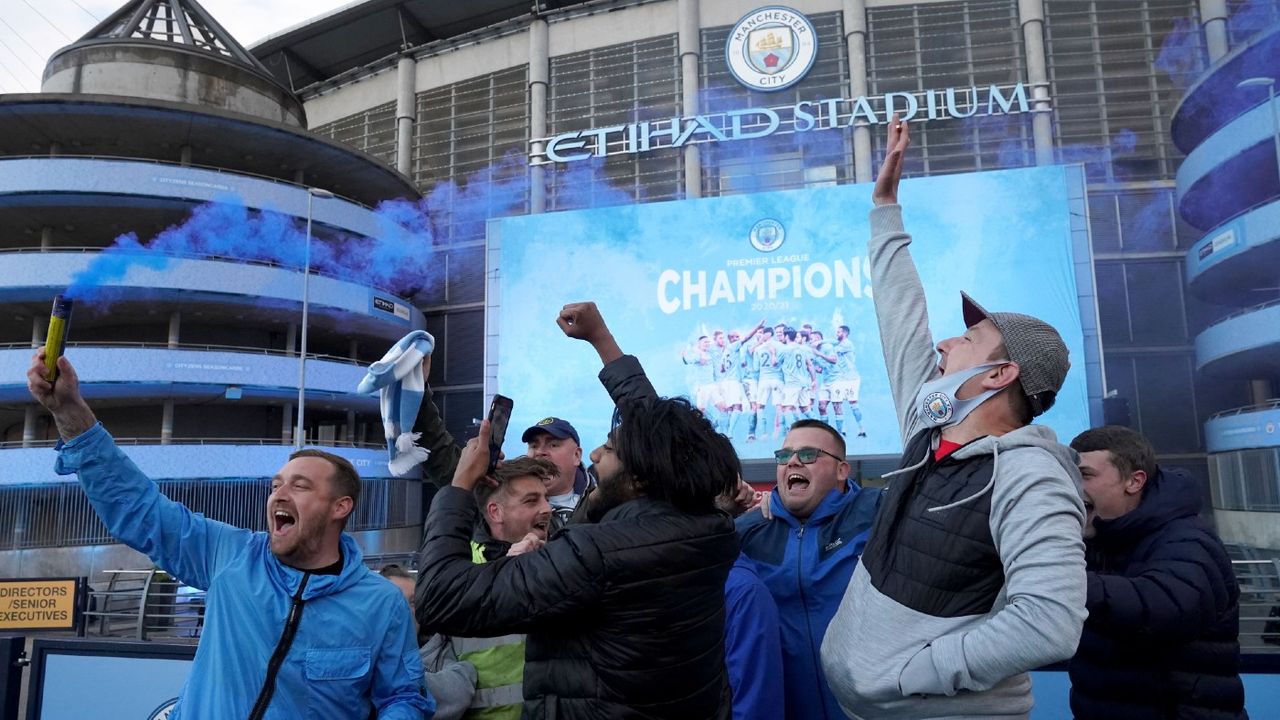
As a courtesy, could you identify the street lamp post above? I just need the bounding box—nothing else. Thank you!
[1237,77,1280,183]
[296,187,335,450]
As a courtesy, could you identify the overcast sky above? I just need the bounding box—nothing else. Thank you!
[0,0,358,94]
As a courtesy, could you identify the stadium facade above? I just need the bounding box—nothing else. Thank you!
[252,0,1280,554]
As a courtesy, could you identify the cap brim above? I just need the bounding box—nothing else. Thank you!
[521,426,570,443]
[960,291,993,329]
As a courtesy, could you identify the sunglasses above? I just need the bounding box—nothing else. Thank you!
[774,447,844,465]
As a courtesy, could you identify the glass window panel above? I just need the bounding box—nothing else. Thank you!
[1125,261,1187,343]
[1132,353,1200,452]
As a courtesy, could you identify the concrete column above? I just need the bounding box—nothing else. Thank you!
[168,311,181,349]
[286,323,297,356]
[844,0,872,182]
[282,403,294,444]
[1200,0,1229,62]
[345,409,357,443]
[1019,0,1055,166]
[49,142,61,156]
[349,339,359,360]
[40,226,53,250]
[1251,379,1274,405]
[161,400,174,445]
[396,55,417,177]
[179,145,193,166]
[679,0,702,198]
[22,407,38,448]
[32,317,43,346]
[293,169,305,185]
[529,18,550,213]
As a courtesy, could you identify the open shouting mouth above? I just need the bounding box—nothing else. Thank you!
[272,507,297,537]
[784,472,810,494]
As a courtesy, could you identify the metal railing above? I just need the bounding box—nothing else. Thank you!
[0,340,366,366]
[0,477,417,550]
[77,559,1280,649]
[1206,297,1280,328]
[1212,398,1280,420]
[0,154,374,210]
[1235,558,1280,652]
[0,245,411,300]
[0,436,383,450]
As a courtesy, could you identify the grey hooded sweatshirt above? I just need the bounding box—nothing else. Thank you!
[819,204,1086,719]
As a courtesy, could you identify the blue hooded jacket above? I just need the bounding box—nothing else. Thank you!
[55,423,435,720]
[724,554,785,720]
[735,482,880,720]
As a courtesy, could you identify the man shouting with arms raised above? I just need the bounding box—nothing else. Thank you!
[821,119,1086,719]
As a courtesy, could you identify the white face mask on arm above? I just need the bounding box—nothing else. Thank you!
[913,361,1010,428]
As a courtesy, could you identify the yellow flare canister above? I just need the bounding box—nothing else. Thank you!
[44,295,74,382]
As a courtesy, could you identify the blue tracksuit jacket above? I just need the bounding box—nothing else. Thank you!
[55,423,435,719]
[724,553,785,720]
[735,482,880,720]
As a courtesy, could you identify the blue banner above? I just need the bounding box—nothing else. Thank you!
[492,165,1089,460]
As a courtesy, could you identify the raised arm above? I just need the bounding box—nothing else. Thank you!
[868,118,943,444]
[411,353,464,488]
[558,301,658,405]
[28,351,250,590]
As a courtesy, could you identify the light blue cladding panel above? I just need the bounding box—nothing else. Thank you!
[1206,406,1280,453]
[3,443,402,485]
[0,347,368,400]
[1185,200,1280,283]
[0,157,383,238]
[1195,302,1280,370]
[1175,97,1280,226]
[0,253,419,327]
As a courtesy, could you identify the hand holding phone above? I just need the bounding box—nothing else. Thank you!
[486,394,514,476]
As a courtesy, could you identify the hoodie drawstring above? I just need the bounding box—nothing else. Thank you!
[927,441,1000,512]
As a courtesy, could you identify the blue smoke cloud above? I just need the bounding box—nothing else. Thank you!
[65,154,533,303]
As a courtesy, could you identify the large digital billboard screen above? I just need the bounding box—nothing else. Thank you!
[490,165,1090,461]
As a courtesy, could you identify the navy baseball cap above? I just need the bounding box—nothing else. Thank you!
[521,417,581,445]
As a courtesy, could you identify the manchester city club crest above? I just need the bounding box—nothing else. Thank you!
[725,7,818,92]
[749,218,785,252]
[147,699,179,720]
[923,391,954,424]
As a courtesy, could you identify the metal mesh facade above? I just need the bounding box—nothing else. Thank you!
[1043,0,1201,182]
[548,35,683,207]
[311,101,398,168]
[867,0,1034,176]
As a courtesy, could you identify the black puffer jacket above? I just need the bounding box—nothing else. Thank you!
[1069,468,1246,720]
[416,485,737,720]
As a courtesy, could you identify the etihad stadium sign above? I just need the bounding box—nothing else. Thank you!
[533,82,1033,164]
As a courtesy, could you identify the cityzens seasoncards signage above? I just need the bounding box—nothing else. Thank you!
[534,6,1037,164]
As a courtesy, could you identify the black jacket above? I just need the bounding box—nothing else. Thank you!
[416,485,737,720]
[1069,468,1246,720]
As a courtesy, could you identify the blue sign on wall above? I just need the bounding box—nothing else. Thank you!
[490,165,1090,460]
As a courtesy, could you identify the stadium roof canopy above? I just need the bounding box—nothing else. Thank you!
[250,0,595,93]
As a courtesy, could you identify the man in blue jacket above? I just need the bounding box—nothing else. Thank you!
[736,419,881,719]
[26,350,434,720]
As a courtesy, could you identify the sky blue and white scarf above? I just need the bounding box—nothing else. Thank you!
[356,330,434,476]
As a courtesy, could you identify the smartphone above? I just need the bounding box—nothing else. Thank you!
[486,394,514,475]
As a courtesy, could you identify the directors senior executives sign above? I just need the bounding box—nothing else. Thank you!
[0,578,81,630]
[535,83,1032,164]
